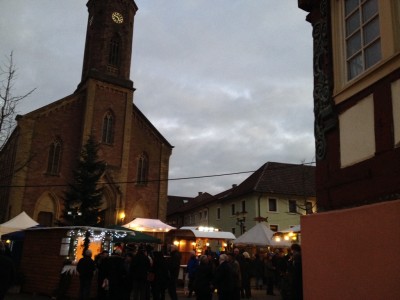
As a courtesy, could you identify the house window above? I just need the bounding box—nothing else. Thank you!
[268,198,277,212]
[231,204,235,215]
[232,228,236,235]
[306,201,313,214]
[136,153,148,185]
[345,0,381,80]
[217,207,221,220]
[108,38,120,67]
[288,200,297,213]
[241,200,246,213]
[102,111,114,144]
[270,225,278,232]
[47,139,62,175]
[199,212,203,220]
[204,210,208,220]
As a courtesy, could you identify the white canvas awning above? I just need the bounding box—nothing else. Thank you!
[279,225,301,233]
[233,222,291,247]
[0,211,39,237]
[177,226,236,240]
[123,218,176,232]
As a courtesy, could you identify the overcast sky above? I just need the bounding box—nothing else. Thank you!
[0,1,315,197]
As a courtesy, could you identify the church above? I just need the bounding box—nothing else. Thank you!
[0,0,173,226]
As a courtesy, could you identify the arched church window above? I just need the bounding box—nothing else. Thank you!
[102,111,114,144]
[108,38,120,67]
[47,138,62,175]
[136,152,149,185]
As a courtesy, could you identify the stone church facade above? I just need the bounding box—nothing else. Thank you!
[0,0,173,226]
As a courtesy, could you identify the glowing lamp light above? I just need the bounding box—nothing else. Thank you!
[223,242,227,247]
[284,235,290,241]
[275,236,281,242]
[191,242,196,246]
[119,212,125,220]
[173,240,179,246]
[206,242,210,247]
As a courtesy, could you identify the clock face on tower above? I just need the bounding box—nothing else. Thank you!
[112,12,124,24]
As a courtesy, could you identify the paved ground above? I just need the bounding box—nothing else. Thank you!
[5,286,282,300]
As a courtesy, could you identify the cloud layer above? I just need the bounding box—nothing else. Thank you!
[0,1,315,196]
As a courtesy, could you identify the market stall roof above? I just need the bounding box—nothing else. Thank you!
[0,211,39,237]
[106,225,161,243]
[233,222,291,247]
[169,226,236,240]
[279,224,301,233]
[123,218,176,232]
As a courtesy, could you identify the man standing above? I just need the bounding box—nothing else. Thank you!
[213,254,234,300]
[167,245,181,300]
[76,249,96,300]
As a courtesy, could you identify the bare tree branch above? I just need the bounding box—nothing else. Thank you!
[0,51,36,149]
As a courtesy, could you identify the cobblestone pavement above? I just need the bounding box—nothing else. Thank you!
[6,286,281,300]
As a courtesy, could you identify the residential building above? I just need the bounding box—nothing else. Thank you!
[298,1,400,299]
[167,162,316,237]
[0,0,172,226]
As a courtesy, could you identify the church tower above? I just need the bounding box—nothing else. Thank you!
[80,0,138,89]
[0,0,172,226]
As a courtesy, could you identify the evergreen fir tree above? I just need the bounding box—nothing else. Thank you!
[63,134,106,226]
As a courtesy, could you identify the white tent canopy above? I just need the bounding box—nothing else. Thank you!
[233,222,291,247]
[178,226,236,240]
[123,218,176,232]
[0,211,39,237]
[279,224,301,233]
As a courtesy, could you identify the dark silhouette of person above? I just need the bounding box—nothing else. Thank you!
[95,250,109,300]
[76,249,96,300]
[213,254,234,300]
[166,245,181,300]
[193,255,214,300]
[290,244,303,300]
[0,242,16,300]
[104,249,127,299]
[150,251,170,300]
[131,246,151,300]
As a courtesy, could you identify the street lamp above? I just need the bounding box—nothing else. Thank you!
[236,210,247,235]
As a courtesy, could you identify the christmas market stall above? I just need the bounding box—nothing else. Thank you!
[11,226,157,298]
[166,226,236,263]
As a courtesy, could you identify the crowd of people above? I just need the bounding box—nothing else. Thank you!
[70,243,183,300]
[179,244,303,300]
[72,243,303,300]
[2,239,303,300]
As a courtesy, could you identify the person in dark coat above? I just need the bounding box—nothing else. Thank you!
[95,250,109,300]
[103,249,127,299]
[131,247,151,300]
[0,242,16,300]
[150,251,170,300]
[166,245,181,300]
[193,255,214,300]
[263,253,276,296]
[240,252,252,299]
[76,249,96,300]
[290,244,303,300]
[186,251,199,297]
[213,254,234,300]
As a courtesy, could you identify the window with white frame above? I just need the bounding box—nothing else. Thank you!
[345,0,381,80]
[288,200,297,213]
[268,198,277,212]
